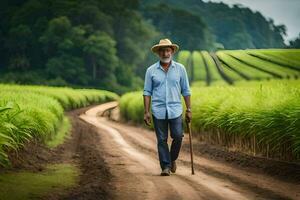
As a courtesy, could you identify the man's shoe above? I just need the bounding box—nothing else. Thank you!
[160,168,171,176]
[171,161,177,173]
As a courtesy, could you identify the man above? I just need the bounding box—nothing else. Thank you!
[143,38,192,176]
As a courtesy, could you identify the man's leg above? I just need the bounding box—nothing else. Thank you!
[169,114,184,162]
[152,114,171,170]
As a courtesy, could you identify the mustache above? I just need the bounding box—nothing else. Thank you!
[160,56,172,63]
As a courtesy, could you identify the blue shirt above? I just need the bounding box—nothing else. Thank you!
[143,59,191,119]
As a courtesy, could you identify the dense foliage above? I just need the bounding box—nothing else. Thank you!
[289,34,300,48]
[141,0,289,50]
[0,84,118,166]
[0,0,157,93]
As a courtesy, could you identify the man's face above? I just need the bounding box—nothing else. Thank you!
[158,47,174,63]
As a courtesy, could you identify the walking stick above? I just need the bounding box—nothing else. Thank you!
[186,120,195,175]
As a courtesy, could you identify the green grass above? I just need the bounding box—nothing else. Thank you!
[177,50,191,67]
[177,50,192,79]
[179,49,300,86]
[0,84,119,166]
[217,51,273,80]
[201,51,223,82]
[248,49,300,67]
[192,80,229,87]
[191,81,207,87]
[192,51,206,81]
[225,50,300,79]
[0,92,63,166]
[0,84,119,110]
[245,49,300,70]
[0,163,78,200]
[193,80,300,160]
[119,91,146,125]
[46,116,71,148]
[234,79,300,87]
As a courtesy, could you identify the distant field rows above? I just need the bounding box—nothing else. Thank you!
[177,49,300,86]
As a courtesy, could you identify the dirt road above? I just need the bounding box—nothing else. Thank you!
[77,101,300,200]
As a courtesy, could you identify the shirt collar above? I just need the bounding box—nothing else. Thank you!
[156,59,175,69]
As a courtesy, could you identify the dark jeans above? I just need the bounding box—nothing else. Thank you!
[152,111,184,170]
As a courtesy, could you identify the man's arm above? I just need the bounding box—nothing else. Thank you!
[183,95,192,123]
[143,95,151,126]
[181,66,192,122]
[183,95,191,110]
[143,95,151,113]
[143,68,152,126]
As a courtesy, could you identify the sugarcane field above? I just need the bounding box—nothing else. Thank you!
[0,0,299,199]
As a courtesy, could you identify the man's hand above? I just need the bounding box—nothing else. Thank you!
[183,96,191,123]
[144,112,151,126]
[185,111,192,123]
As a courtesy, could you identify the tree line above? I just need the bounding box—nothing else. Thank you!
[0,0,157,94]
[0,0,297,93]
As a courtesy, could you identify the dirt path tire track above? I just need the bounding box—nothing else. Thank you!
[79,102,300,200]
[80,102,202,200]
[44,104,115,200]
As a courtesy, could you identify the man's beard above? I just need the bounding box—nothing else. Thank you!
[160,56,172,63]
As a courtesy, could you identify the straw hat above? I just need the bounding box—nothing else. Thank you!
[151,38,179,53]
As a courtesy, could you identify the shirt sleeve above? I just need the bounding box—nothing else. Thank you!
[180,65,191,96]
[143,68,152,96]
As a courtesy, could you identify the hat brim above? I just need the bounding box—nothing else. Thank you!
[151,44,179,54]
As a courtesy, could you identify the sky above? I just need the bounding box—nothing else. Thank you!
[203,0,300,43]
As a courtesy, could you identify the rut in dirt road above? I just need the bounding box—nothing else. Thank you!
[78,101,300,200]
